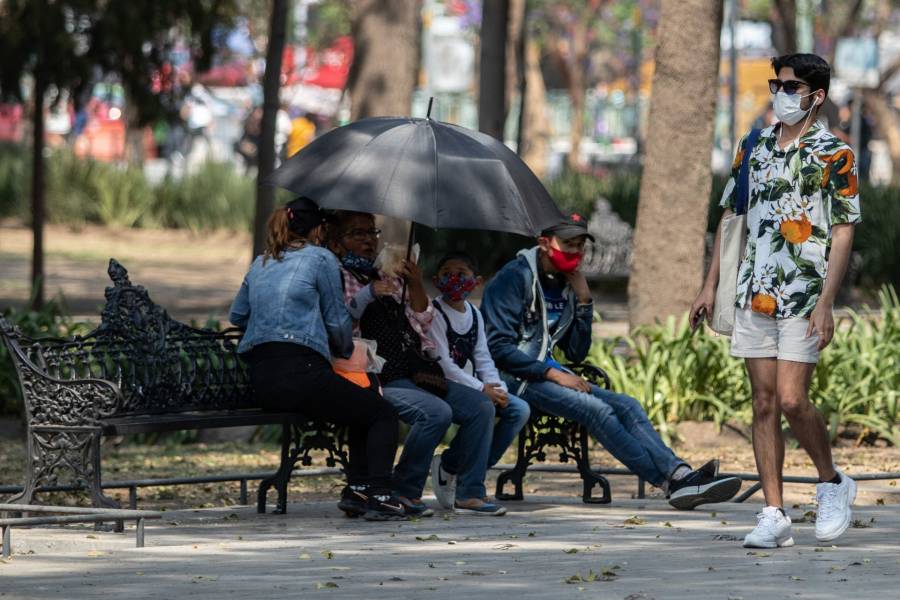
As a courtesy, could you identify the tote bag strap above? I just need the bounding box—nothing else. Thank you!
[735,128,762,215]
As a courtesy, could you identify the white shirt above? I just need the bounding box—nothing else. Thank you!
[428,297,507,393]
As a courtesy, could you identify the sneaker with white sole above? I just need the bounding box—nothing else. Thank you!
[668,459,742,510]
[430,455,457,509]
[815,468,856,542]
[743,506,794,548]
[454,499,507,516]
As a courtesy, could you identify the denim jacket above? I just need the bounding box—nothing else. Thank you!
[480,247,593,395]
[229,245,354,361]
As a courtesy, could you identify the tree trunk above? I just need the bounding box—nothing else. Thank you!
[566,20,588,171]
[771,0,798,55]
[30,73,46,310]
[252,0,289,260]
[348,0,422,121]
[506,0,525,122]
[348,0,422,249]
[518,38,549,179]
[478,0,508,140]
[628,0,724,328]
[864,89,900,182]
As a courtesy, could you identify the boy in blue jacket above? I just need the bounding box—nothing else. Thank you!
[480,214,741,509]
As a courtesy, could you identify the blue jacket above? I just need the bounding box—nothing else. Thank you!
[480,247,593,395]
[229,245,354,361]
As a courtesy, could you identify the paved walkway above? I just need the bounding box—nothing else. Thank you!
[2,496,897,599]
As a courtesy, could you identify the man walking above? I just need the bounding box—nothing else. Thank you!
[692,54,861,548]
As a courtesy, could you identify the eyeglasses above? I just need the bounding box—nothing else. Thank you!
[768,79,810,95]
[344,228,381,240]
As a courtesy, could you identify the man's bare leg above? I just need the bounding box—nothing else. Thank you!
[776,360,837,481]
[746,358,784,507]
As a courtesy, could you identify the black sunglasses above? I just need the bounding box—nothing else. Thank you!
[768,79,810,95]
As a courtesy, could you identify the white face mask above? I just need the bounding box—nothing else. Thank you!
[773,90,818,126]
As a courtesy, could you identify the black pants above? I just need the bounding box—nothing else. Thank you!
[246,343,398,492]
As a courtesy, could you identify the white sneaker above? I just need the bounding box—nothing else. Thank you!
[430,455,457,509]
[815,468,857,542]
[743,506,794,548]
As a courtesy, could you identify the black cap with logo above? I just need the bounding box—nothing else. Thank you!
[541,212,595,242]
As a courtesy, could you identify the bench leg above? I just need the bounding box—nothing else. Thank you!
[495,430,528,501]
[575,425,611,504]
[258,422,292,514]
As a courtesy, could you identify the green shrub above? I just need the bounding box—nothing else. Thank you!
[0,295,93,417]
[587,285,900,446]
[153,161,256,231]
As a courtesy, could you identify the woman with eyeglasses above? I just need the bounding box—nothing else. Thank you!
[229,198,407,521]
[328,211,506,517]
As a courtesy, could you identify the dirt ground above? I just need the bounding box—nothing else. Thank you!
[0,221,251,321]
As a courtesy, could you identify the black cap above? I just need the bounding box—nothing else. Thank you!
[541,212,594,242]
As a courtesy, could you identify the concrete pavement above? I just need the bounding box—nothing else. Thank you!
[1,496,897,600]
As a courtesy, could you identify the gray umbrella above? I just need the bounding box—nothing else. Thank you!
[265,115,562,237]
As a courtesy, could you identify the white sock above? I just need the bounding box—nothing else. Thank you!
[670,465,692,481]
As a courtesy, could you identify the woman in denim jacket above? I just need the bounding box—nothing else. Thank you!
[229,197,406,521]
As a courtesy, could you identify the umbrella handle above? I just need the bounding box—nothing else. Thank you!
[399,222,416,307]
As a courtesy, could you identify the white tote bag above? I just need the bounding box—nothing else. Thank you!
[710,128,760,336]
[710,213,746,335]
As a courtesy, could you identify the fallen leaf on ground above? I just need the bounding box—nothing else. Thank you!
[321,550,334,559]
[624,516,646,525]
[299,553,312,560]
[563,548,579,554]
[415,534,440,541]
[86,550,107,557]
[315,582,339,589]
[746,551,770,557]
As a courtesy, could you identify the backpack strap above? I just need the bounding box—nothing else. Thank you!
[735,128,762,215]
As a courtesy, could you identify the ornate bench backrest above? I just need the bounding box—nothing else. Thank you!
[2,259,254,418]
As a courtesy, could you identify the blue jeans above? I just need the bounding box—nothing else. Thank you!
[521,381,686,487]
[487,393,530,469]
[382,380,453,499]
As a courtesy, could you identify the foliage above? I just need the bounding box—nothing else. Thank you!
[0,295,93,416]
[0,1,239,125]
[152,162,256,231]
[587,286,900,446]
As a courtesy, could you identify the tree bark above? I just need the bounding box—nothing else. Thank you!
[252,0,289,260]
[478,0,509,140]
[628,0,724,328]
[518,38,549,179]
[565,19,588,171]
[506,0,526,123]
[30,72,46,310]
[772,0,798,55]
[347,0,422,248]
[348,0,422,120]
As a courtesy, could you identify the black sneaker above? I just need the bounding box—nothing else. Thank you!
[668,459,742,510]
[363,494,410,521]
[337,486,368,518]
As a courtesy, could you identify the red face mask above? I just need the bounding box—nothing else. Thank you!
[548,247,583,273]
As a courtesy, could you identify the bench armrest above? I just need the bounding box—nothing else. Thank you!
[9,347,122,428]
[567,362,612,390]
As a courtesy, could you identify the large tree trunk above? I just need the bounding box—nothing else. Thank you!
[347,0,422,248]
[348,0,421,121]
[565,20,588,171]
[478,0,508,140]
[252,0,289,260]
[771,0,798,55]
[628,0,724,328]
[30,73,46,310]
[518,38,549,179]
[506,0,525,122]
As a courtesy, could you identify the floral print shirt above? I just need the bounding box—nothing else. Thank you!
[719,122,861,319]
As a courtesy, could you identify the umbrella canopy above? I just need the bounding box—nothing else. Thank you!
[265,116,563,237]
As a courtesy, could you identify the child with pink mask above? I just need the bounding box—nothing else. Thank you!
[427,252,531,488]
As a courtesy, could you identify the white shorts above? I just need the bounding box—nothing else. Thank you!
[730,306,821,364]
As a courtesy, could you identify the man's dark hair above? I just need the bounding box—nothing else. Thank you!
[436,251,479,274]
[772,53,831,97]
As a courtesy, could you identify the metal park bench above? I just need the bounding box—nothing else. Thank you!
[0,259,348,517]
